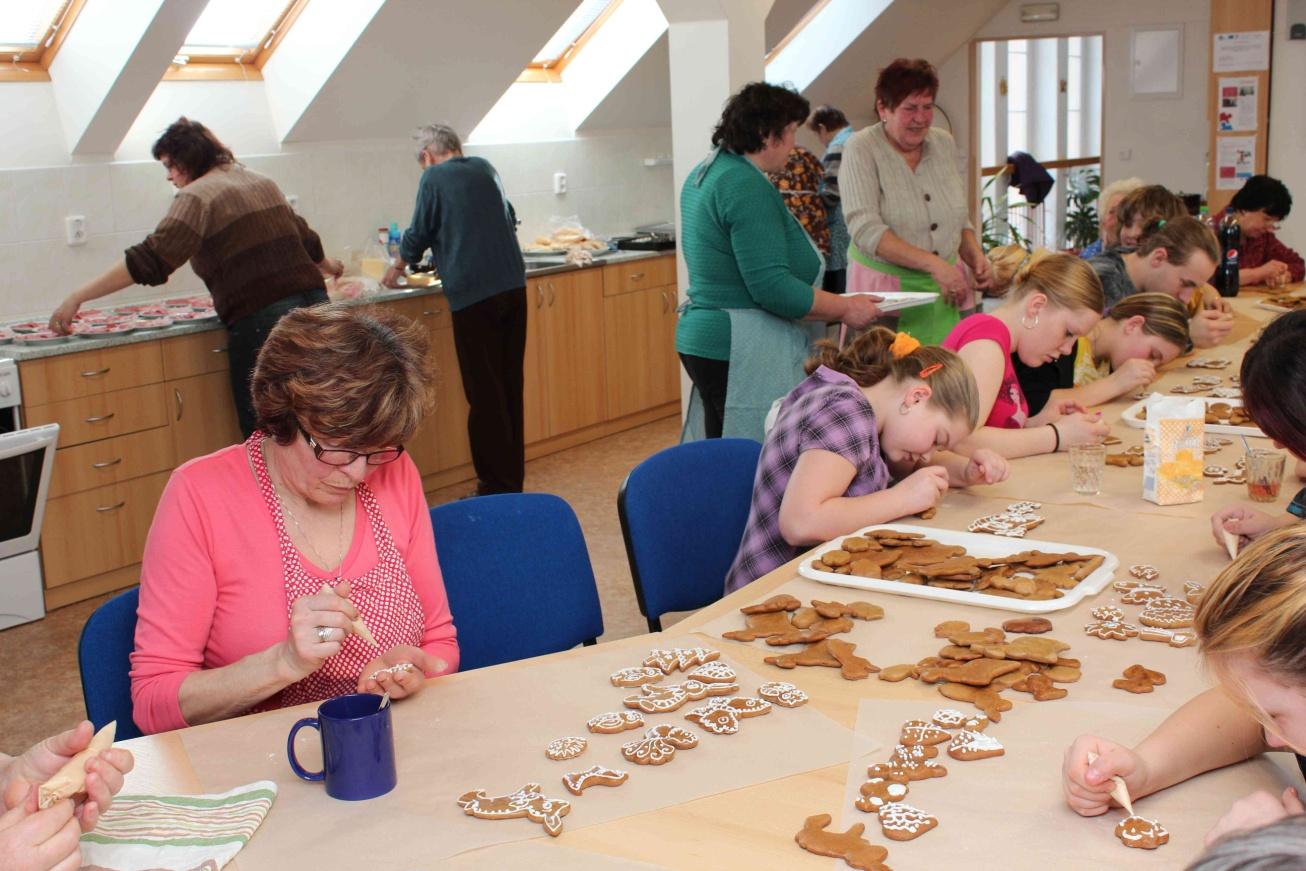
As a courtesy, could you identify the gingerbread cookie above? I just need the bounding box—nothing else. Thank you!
[1041,665,1082,683]
[1119,584,1168,605]
[545,736,587,761]
[933,620,972,638]
[1139,627,1197,647]
[1002,616,1053,634]
[757,681,809,708]
[930,708,967,729]
[945,627,1006,647]
[1114,663,1166,693]
[764,639,841,670]
[765,616,855,646]
[740,594,802,614]
[1012,673,1067,701]
[975,635,1070,665]
[623,679,737,714]
[684,696,772,735]
[878,802,938,841]
[457,784,571,837]
[938,644,984,661]
[1084,620,1140,641]
[723,612,795,642]
[1090,604,1125,622]
[828,638,879,680]
[1184,581,1205,604]
[684,661,738,684]
[561,765,628,796]
[1115,815,1169,850]
[947,729,1004,761]
[1138,599,1195,629]
[899,720,952,747]
[610,666,664,687]
[587,711,644,734]
[878,664,915,683]
[620,724,699,766]
[794,814,891,871]
[886,744,947,781]
[918,658,1021,687]
[643,647,720,673]
[961,714,990,732]
[1128,564,1160,581]
[855,775,909,812]
[840,536,877,553]
[937,683,1012,722]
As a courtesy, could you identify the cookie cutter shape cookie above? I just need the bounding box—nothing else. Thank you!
[610,666,664,687]
[587,711,645,734]
[739,594,801,614]
[623,679,738,714]
[947,729,1005,761]
[1128,565,1161,581]
[854,775,909,812]
[758,681,809,708]
[899,720,951,747]
[684,661,738,684]
[620,724,699,766]
[878,802,939,841]
[457,783,572,837]
[794,814,890,870]
[684,696,773,735]
[1139,627,1197,648]
[1084,620,1140,641]
[1115,815,1169,850]
[886,744,948,781]
[930,708,966,729]
[1119,584,1168,605]
[642,647,721,674]
[544,736,587,761]
[1138,598,1195,629]
[561,764,628,796]
[1090,604,1124,621]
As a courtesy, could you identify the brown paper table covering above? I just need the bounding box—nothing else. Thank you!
[839,698,1297,869]
[176,635,855,868]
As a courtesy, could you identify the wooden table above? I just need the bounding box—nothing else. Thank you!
[116,293,1302,869]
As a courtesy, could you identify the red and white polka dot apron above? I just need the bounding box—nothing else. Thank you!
[247,432,426,710]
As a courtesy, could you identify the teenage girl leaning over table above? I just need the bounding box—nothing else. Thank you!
[724,328,1008,593]
[1063,525,1306,847]
[939,252,1111,459]
[1211,310,1306,550]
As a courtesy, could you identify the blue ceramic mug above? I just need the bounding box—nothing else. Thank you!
[287,693,397,800]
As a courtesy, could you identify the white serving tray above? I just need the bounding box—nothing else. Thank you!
[847,291,939,313]
[797,523,1118,613]
[1121,395,1265,438]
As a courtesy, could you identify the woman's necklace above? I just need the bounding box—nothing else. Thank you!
[265,442,346,577]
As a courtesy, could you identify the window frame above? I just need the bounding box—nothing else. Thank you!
[764,0,832,64]
[0,0,86,83]
[163,0,309,82]
[516,0,622,84]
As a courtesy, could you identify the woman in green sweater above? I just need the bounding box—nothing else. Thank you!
[677,82,880,439]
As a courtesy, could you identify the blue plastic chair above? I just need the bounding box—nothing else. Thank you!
[430,494,604,671]
[618,438,762,631]
[77,587,143,740]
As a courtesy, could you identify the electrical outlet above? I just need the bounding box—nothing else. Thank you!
[65,215,86,246]
[553,171,567,195]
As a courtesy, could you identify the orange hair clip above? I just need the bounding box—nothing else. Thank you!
[889,331,921,359]
[918,363,943,379]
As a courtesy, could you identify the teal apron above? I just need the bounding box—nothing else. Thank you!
[847,245,961,345]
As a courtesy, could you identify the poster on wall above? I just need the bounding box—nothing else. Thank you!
[1216,135,1257,190]
[1213,31,1270,72]
[1218,77,1258,131]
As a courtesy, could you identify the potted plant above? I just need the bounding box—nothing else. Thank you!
[1064,168,1101,252]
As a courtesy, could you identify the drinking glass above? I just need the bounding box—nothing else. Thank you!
[1246,449,1287,503]
[1070,443,1107,495]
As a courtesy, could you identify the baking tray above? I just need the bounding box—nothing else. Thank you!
[1121,395,1265,438]
[846,291,939,313]
[797,523,1118,613]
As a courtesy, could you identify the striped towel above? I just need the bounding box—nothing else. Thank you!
[79,781,276,871]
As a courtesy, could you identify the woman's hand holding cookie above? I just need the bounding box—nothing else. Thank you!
[1052,412,1109,450]
[1109,358,1158,395]
[963,449,1009,486]
[1204,787,1305,847]
[279,581,359,682]
[356,646,448,699]
[894,466,949,516]
[1063,735,1147,817]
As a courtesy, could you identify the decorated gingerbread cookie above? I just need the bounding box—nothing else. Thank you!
[930,708,967,729]
[854,776,909,812]
[878,802,938,841]
[1084,620,1140,641]
[1115,815,1169,849]
[587,711,645,734]
[947,729,1004,761]
[544,736,587,761]
[609,666,664,687]
[620,724,699,766]
[757,681,809,708]
[684,696,772,735]
[561,764,628,796]
[898,720,951,747]
[457,784,571,837]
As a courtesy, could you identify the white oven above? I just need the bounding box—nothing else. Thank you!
[0,358,57,629]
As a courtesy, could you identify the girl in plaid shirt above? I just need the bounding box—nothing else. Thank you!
[725,328,1008,592]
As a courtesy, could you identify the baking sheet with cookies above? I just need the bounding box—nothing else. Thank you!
[838,698,1296,869]
[178,635,859,869]
[797,523,1118,614]
[1121,395,1265,438]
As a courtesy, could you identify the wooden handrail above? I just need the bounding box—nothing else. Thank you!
[980,156,1101,177]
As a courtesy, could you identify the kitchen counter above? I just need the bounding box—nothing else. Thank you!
[2,249,673,362]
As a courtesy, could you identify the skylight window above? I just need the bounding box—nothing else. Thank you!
[166,0,306,80]
[0,0,74,60]
[530,0,614,69]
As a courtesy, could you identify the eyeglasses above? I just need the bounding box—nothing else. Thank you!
[300,426,404,466]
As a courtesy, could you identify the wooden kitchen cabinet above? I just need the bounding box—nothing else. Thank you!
[169,370,241,465]
[40,470,170,588]
[523,280,549,445]
[48,426,174,499]
[537,269,607,436]
[19,341,163,406]
[431,326,472,472]
[25,382,170,447]
[161,330,230,380]
[603,284,679,418]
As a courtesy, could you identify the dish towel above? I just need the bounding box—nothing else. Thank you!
[79,780,277,871]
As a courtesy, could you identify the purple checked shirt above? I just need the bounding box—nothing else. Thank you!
[724,366,892,593]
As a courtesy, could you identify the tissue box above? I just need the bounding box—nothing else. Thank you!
[1142,394,1205,505]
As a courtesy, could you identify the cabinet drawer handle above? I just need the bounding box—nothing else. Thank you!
[547,282,556,306]
[536,285,545,308]
[95,501,126,513]
[629,272,644,281]
[660,290,669,314]
[422,309,441,317]
[91,457,122,469]
[175,388,184,421]
[80,367,110,378]
[84,412,115,424]
[211,347,228,354]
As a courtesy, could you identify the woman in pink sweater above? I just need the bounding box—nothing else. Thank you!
[130,305,459,735]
